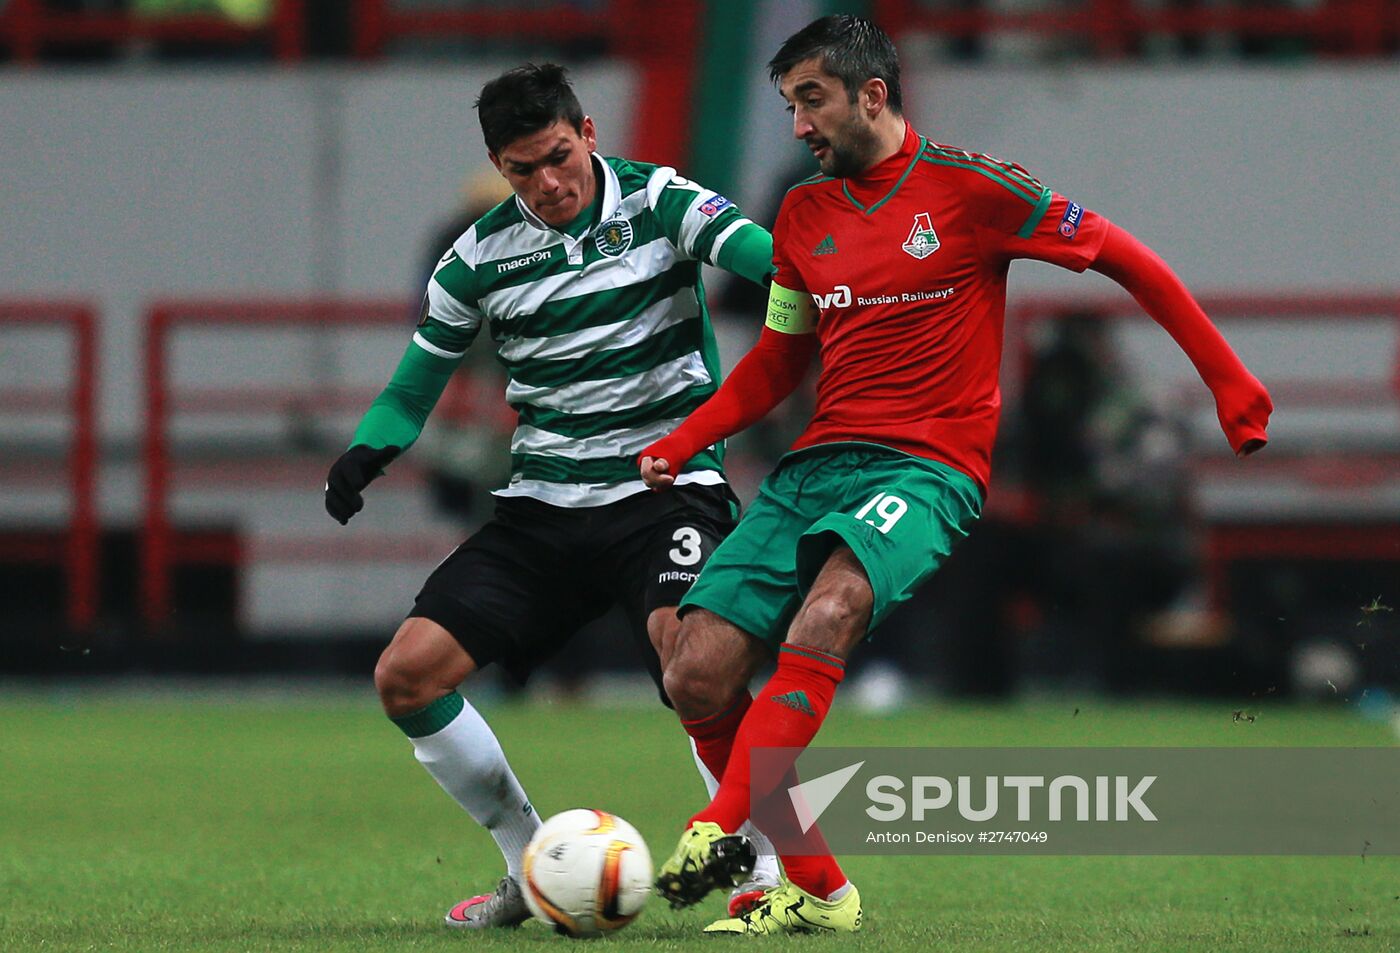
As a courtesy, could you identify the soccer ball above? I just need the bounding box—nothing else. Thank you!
[521,809,653,937]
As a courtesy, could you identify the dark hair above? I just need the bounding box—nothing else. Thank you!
[767,15,902,113]
[475,63,585,155]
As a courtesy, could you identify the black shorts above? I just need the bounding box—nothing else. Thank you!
[409,482,738,698]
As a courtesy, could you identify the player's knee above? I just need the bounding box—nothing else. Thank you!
[374,617,478,718]
[374,645,435,717]
[794,588,870,649]
[663,652,739,719]
[647,607,682,668]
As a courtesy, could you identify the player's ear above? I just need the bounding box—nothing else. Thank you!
[581,116,597,152]
[488,150,504,175]
[861,78,888,118]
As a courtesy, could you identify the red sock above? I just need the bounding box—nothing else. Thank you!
[679,692,750,781]
[766,764,848,900]
[693,644,848,899]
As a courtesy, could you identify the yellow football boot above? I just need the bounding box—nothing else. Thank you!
[654,821,756,908]
[703,880,863,935]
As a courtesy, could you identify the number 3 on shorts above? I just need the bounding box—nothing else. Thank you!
[854,492,908,535]
[669,527,703,565]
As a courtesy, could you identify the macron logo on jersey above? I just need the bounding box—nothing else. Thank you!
[1059,202,1084,239]
[497,250,553,274]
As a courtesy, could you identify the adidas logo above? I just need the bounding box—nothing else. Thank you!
[771,690,816,716]
[811,234,837,256]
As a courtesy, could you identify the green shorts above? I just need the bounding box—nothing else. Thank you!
[680,442,982,648]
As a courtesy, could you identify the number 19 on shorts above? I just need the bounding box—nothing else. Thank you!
[853,492,908,535]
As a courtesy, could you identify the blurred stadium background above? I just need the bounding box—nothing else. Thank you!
[4,4,1400,951]
[1,0,1397,704]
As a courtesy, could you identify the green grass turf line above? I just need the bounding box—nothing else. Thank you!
[1,698,1396,951]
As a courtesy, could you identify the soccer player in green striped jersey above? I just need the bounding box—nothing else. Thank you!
[323,64,779,927]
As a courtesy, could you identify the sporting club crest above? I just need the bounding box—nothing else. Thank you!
[902,212,941,260]
[595,218,634,257]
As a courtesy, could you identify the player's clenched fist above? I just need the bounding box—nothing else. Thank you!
[639,433,691,491]
[1213,372,1273,457]
[324,444,401,524]
[638,454,675,490]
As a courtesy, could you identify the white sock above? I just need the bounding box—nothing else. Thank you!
[395,692,540,880]
[689,737,781,886]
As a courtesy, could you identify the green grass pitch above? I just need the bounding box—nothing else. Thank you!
[2,692,1397,951]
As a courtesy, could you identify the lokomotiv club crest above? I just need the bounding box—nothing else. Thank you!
[902,212,941,260]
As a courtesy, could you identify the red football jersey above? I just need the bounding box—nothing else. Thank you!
[773,123,1108,495]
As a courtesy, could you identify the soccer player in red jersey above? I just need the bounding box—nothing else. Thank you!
[641,15,1273,934]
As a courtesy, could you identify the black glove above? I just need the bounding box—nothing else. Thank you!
[325,445,401,525]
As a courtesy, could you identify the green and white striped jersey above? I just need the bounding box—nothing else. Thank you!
[414,154,770,507]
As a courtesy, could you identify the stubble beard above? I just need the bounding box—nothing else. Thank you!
[821,108,883,179]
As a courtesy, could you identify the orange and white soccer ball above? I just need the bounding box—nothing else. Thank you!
[522,809,653,937]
